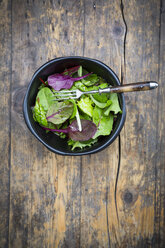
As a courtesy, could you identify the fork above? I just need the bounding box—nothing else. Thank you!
[52,81,158,101]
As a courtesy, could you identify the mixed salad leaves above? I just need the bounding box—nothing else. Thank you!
[32,66,122,150]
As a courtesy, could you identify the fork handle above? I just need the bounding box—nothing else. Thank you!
[107,81,158,93]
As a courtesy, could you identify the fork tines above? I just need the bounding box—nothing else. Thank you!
[52,90,77,101]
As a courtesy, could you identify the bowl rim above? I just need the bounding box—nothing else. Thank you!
[23,56,126,156]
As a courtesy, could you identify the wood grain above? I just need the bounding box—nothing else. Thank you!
[10,0,83,247]
[81,0,125,247]
[0,0,164,247]
[118,0,165,247]
[0,1,11,247]
[156,0,165,244]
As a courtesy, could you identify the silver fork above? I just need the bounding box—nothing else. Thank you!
[52,82,158,101]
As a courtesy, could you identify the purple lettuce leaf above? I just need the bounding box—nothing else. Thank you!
[43,119,97,141]
[48,73,92,91]
[43,126,70,133]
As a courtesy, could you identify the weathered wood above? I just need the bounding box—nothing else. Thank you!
[81,0,125,247]
[118,0,165,247]
[156,0,165,245]
[0,1,11,247]
[10,0,83,247]
[0,0,164,247]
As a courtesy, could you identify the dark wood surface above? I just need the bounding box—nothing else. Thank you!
[0,0,165,247]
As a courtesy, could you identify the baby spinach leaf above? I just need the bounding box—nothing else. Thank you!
[36,87,54,112]
[46,101,74,125]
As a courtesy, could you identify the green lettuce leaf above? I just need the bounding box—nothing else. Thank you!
[90,95,112,109]
[77,96,93,117]
[92,105,102,126]
[93,113,114,139]
[73,81,87,91]
[69,99,77,119]
[79,112,92,121]
[81,74,99,86]
[97,76,107,85]
[90,83,109,103]
[78,66,82,77]
[88,82,108,91]
[33,100,48,126]
[104,93,121,115]
[68,138,98,150]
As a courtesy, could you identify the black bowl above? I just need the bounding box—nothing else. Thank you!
[23,56,126,156]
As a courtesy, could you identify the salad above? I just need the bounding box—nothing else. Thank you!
[32,66,122,150]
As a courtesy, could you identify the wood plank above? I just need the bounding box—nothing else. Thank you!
[157,0,165,245]
[117,0,164,247]
[81,0,125,247]
[10,0,84,247]
[0,0,11,247]
[7,0,164,247]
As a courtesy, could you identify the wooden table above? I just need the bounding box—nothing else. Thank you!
[0,0,165,247]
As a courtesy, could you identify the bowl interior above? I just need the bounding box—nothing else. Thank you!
[23,57,126,155]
